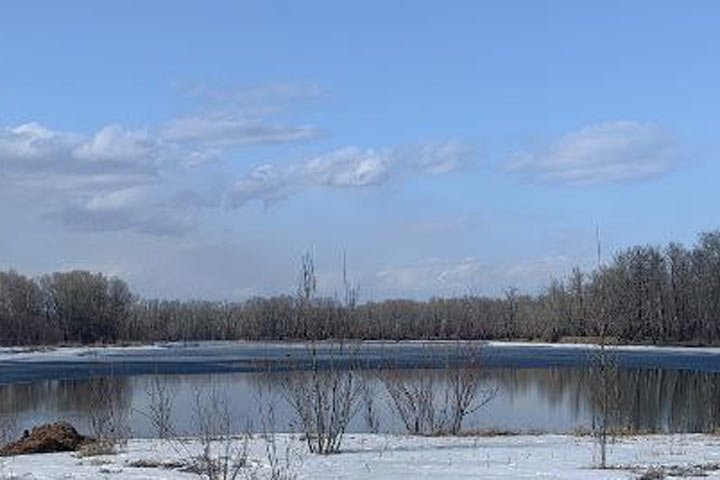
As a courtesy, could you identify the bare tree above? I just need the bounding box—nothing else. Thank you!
[445,343,498,435]
[588,338,620,469]
[281,252,364,454]
[144,374,176,440]
[8,228,720,347]
[296,252,316,340]
[86,375,130,454]
[381,342,496,435]
[361,379,380,434]
[381,367,439,435]
[282,345,363,454]
[587,232,621,470]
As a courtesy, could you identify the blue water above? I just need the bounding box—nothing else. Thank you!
[2,342,720,385]
[2,342,720,436]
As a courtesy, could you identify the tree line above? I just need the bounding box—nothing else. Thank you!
[2,230,720,346]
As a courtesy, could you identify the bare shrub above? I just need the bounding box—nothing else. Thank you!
[382,368,438,435]
[381,342,497,435]
[282,343,363,454]
[138,374,301,480]
[87,376,130,453]
[445,343,498,434]
[190,385,249,480]
[250,397,301,480]
[361,379,380,434]
[281,252,364,454]
[144,374,176,439]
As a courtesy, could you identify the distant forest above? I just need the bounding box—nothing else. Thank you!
[2,230,720,347]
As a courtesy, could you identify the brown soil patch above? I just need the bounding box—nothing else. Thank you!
[1,421,88,456]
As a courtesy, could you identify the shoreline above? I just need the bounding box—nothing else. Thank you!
[5,338,720,360]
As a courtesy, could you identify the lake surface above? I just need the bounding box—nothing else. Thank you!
[2,342,720,437]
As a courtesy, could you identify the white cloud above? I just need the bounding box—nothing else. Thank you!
[53,187,196,236]
[160,113,320,147]
[0,123,80,162]
[376,255,571,296]
[75,126,159,163]
[400,139,474,175]
[0,122,213,235]
[305,146,390,187]
[1,123,178,183]
[506,121,678,184]
[231,139,473,207]
[232,164,296,207]
[2,121,471,232]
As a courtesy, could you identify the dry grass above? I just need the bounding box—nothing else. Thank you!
[75,440,118,457]
[415,428,546,438]
[557,336,620,345]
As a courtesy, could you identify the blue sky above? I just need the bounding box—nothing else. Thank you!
[1,1,718,300]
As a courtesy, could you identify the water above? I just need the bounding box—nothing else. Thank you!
[2,342,720,437]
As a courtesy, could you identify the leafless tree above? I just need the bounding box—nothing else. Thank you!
[588,338,620,469]
[444,343,498,434]
[282,252,363,454]
[87,375,130,453]
[6,228,720,346]
[361,379,380,434]
[587,238,621,470]
[144,374,176,440]
[282,344,363,454]
[381,367,439,435]
[381,342,497,435]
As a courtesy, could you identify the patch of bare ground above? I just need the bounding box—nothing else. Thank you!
[624,462,720,479]
[0,422,90,456]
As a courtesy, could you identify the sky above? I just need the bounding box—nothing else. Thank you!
[1,1,719,301]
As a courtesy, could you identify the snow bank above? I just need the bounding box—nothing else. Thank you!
[3,433,720,479]
[4,340,720,364]
[486,340,720,354]
[0,344,169,362]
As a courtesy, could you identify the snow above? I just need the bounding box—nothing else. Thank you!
[0,344,169,362]
[3,434,720,479]
[4,340,720,364]
[485,340,720,354]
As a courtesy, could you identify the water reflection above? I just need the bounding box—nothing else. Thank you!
[2,367,720,437]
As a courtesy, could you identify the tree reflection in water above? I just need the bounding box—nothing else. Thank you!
[2,367,720,436]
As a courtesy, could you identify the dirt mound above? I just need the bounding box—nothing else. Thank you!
[1,422,88,456]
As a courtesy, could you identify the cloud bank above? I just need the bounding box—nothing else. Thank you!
[506,121,678,184]
[0,122,212,235]
[231,139,474,207]
[376,255,572,296]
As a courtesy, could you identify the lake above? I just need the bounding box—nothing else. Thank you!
[2,342,720,437]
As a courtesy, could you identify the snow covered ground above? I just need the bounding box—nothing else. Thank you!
[3,434,720,479]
